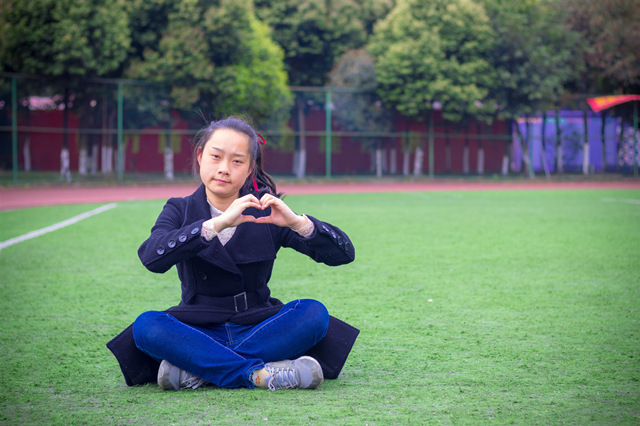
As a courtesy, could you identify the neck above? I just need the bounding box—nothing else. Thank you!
[205,188,238,212]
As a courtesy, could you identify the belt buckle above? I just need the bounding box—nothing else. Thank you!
[233,292,248,312]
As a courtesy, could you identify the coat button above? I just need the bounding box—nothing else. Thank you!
[168,240,176,248]
[337,236,343,245]
[191,227,200,235]
[157,246,165,255]
[178,233,187,243]
[344,242,351,252]
[198,271,207,280]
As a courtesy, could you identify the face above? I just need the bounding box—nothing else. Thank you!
[197,128,252,207]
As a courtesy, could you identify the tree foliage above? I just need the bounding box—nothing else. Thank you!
[560,0,640,94]
[0,0,130,79]
[481,0,580,119]
[254,0,367,86]
[328,49,392,133]
[368,0,497,122]
[126,0,292,125]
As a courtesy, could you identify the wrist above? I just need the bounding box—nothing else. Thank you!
[292,214,314,238]
[291,215,307,231]
[202,218,220,241]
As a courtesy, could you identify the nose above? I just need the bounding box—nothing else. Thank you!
[217,160,231,175]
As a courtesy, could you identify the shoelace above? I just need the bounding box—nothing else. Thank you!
[266,367,299,391]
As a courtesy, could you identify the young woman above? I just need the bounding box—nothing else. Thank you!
[107,117,357,391]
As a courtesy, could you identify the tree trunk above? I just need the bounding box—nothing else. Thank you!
[402,149,410,176]
[61,87,71,182]
[555,109,563,173]
[582,110,589,175]
[60,147,71,182]
[91,143,99,176]
[389,147,397,174]
[24,109,31,172]
[164,130,174,181]
[375,145,383,178]
[295,96,306,179]
[476,122,484,175]
[23,136,31,172]
[79,137,88,176]
[515,117,532,178]
[502,121,511,175]
[540,111,550,179]
[462,127,470,174]
[413,146,424,177]
[477,141,484,175]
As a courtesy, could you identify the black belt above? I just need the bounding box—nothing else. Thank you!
[191,291,261,312]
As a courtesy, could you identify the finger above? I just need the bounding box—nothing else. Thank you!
[260,195,283,210]
[254,216,273,224]
[239,214,258,224]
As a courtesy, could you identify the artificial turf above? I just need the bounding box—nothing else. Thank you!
[0,189,639,424]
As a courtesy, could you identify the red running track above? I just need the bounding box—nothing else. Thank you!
[1,179,639,211]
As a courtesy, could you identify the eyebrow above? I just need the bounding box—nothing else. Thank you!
[209,146,247,157]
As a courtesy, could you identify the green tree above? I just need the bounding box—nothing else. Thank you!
[0,0,130,180]
[481,0,579,176]
[127,0,290,124]
[328,49,393,177]
[255,0,367,177]
[126,0,292,179]
[560,0,640,94]
[368,0,497,175]
[560,0,640,171]
[254,0,366,87]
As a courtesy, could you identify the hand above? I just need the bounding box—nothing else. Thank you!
[214,194,263,231]
[254,194,306,229]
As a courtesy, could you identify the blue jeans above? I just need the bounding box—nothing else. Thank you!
[131,299,329,389]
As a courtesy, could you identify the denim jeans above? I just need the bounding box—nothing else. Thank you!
[131,299,329,389]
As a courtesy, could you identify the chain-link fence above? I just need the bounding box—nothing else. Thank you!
[1,74,638,185]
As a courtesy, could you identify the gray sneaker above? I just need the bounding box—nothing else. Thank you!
[157,359,208,390]
[264,356,324,391]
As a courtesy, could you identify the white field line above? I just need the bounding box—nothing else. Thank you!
[0,203,117,251]
[601,198,640,205]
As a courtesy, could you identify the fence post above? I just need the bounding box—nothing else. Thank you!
[325,87,332,178]
[11,77,18,185]
[117,80,124,181]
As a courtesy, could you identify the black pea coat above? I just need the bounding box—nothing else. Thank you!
[106,184,359,386]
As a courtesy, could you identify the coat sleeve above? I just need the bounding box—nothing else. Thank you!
[138,198,210,273]
[279,215,355,266]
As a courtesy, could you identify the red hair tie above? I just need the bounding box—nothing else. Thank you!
[257,133,267,145]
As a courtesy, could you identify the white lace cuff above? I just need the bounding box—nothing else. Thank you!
[201,218,218,241]
[293,215,314,238]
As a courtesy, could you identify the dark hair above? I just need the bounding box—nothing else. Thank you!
[192,116,281,197]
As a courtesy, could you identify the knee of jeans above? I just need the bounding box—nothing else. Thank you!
[132,310,166,348]
[300,299,330,337]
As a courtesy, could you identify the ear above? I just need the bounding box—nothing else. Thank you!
[197,147,203,167]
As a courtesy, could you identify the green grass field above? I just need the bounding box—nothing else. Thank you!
[1,189,639,424]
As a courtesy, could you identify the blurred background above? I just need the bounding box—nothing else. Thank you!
[1,0,639,185]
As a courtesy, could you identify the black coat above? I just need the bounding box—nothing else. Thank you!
[107,184,359,385]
